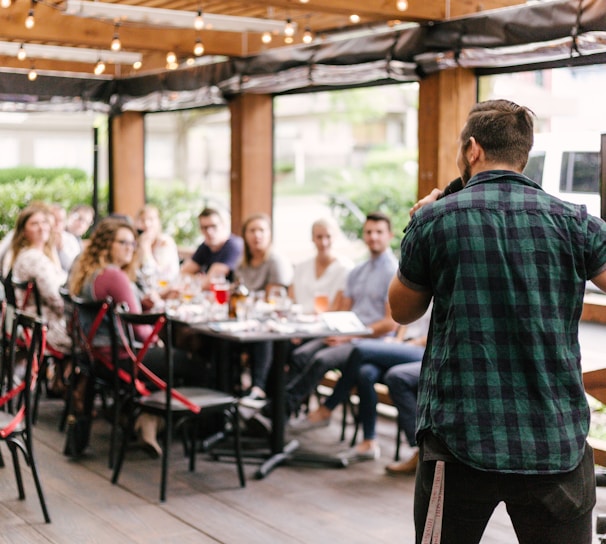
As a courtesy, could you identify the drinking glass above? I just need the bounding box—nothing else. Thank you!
[313,293,330,314]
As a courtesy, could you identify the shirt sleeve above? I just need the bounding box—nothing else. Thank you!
[221,236,245,270]
[92,267,152,340]
[267,253,293,287]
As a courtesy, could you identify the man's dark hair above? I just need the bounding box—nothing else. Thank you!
[460,99,535,171]
[366,211,392,232]
[198,207,222,220]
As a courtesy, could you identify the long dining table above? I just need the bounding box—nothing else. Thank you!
[172,309,371,479]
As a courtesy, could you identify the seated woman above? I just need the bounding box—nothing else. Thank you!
[290,217,352,314]
[7,204,72,393]
[134,204,180,290]
[235,213,293,402]
[68,216,201,456]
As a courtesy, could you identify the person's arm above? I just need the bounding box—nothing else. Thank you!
[388,274,432,325]
[591,268,606,293]
[180,258,202,275]
[93,267,152,340]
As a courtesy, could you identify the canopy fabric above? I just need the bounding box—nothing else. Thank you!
[3,0,606,113]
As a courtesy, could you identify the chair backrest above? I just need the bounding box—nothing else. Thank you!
[116,311,200,414]
[6,270,42,317]
[0,310,46,432]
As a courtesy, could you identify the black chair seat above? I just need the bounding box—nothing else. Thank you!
[139,386,237,412]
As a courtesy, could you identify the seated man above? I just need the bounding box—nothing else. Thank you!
[292,306,430,464]
[270,212,398,422]
[383,361,422,474]
[180,207,243,287]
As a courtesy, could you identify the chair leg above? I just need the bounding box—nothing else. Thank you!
[231,407,246,488]
[394,419,402,461]
[24,435,51,523]
[340,400,348,442]
[7,441,25,500]
[349,400,360,448]
[160,414,171,502]
[111,406,136,486]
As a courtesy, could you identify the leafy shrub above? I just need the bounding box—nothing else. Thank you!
[0,167,103,239]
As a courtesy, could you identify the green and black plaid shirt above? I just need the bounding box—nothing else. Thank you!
[399,170,606,474]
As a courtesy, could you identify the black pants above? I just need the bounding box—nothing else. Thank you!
[414,441,596,544]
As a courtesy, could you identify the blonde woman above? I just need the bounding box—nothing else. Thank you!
[235,213,293,403]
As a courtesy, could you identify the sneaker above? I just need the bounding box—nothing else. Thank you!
[239,387,268,410]
[338,445,380,463]
[385,450,419,475]
[287,416,331,434]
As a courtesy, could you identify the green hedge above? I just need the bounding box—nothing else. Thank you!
[0,167,102,239]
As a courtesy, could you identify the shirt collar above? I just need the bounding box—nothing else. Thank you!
[465,169,543,192]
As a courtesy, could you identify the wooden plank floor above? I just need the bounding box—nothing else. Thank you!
[0,319,604,543]
[1,395,606,544]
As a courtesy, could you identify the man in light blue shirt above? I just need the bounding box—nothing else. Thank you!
[280,211,398,419]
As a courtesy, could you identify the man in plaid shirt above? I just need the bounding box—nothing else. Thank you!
[389,99,606,543]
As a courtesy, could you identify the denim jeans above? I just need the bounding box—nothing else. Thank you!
[324,339,424,440]
[414,439,596,544]
[383,361,422,447]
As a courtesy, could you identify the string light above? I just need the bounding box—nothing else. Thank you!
[17,43,27,61]
[110,24,121,51]
[261,31,272,44]
[193,37,204,56]
[94,59,106,75]
[28,64,37,81]
[302,27,313,44]
[396,0,408,11]
[1,0,12,8]
[194,8,204,31]
[133,60,142,70]
[166,51,177,64]
[349,14,360,24]
[284,18,295,37]
[25,3,36,29]
[284,35,293,44]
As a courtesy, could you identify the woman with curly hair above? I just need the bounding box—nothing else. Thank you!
[69,216,199,457]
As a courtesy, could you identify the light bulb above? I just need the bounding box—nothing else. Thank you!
[166,51,177,64]
[284,36,293,45]
[262,31,272,44]
[28,67,37,81]
[111,35,121,52]
[17,44,27,61]
[302,28,313,44]
[193,38,204,56]
[94,60,106,75]
[284,18,294,37]
[350,14,360,24]
[397,0,408,11]
[25,9,35,29]
[133,60,142,70]
[194,9,204,31]
[1,0,12,8]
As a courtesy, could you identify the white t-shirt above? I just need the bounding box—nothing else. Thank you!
[292,256,353,314]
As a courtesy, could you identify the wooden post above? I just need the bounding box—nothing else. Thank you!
[229,94,274,235]
[417,68,477,200]
[110,112,146,217]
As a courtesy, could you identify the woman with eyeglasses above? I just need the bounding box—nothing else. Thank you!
[68,216,199,457]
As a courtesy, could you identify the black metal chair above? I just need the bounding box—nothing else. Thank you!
[5,272,69,423]
[0,310,51,523]
[111,310,245,502]
[63,294,122,468]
